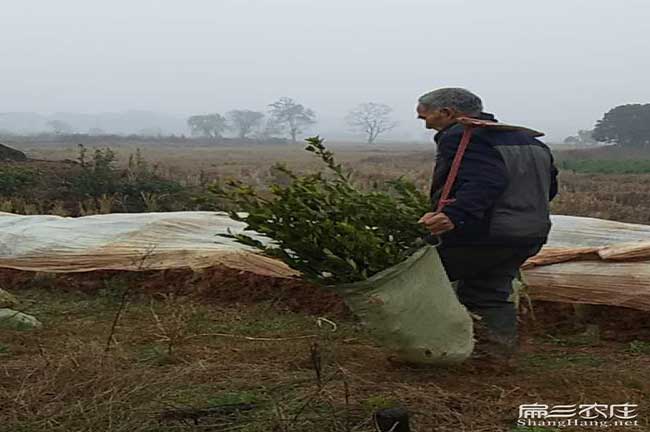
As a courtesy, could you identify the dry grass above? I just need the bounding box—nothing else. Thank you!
[14,141,434,190]
[551,172,650,224]
[1,288,372,432]
[11,140,650,224]
[2,287,650,432]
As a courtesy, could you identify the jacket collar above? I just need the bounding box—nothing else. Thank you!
[434,112,498,143]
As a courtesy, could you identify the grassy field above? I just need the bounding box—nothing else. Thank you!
[12,140,434,189]
[6,139,650,224]
[2,286,650,432]
[558,159,650,174]
[2,139,650,431]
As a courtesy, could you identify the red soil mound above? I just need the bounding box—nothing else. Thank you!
[0,266,348,317]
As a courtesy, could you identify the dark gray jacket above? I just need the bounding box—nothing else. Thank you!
[430,113,558,246]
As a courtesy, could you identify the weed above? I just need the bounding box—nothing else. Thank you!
[149,294,205,358]
[361,395,400,413]
[97,276,130,303]
[627,340,650,355]
[136,343,177,366]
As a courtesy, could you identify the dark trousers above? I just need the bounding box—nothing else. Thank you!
[438,243,543,343]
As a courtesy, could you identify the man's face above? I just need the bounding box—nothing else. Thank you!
[416,103,457,131]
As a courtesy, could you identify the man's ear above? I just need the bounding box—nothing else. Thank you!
[439,108,452,117]
[442,107,460,118]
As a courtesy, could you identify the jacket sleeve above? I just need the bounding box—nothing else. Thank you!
[436,132,509,230]
[549,154,559,201]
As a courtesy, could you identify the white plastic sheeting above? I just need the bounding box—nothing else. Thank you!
[0,211,649,310]
[527,215,650,265]
[524,261,650,310]
[523,215,650,310]
[0,211,296,278]
[547,215,650,248]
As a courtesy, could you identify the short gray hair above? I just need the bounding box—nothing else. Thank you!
[418,88,483,115]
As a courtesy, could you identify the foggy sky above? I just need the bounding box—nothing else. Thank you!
[1,0,649,141]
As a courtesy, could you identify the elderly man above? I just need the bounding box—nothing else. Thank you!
[416,87,558,358]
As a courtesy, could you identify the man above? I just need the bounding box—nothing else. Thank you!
[416,87,558,359]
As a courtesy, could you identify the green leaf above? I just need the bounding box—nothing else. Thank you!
[213,136,430,284]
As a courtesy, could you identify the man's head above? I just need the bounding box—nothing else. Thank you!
[416,88,483,131]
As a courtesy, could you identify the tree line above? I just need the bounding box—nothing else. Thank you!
[565,103,650,149]
[22,99,650,148]
[188,97,398,144]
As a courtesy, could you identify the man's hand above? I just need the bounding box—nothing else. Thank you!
[418,212,455,235]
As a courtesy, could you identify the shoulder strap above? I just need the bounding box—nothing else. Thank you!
[436,126,475,212]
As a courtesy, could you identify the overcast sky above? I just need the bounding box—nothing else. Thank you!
[1,0,649,140]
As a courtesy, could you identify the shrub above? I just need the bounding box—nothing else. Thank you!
[0,166,37,196]
[72,145,184,212]
[213,136,431,284]
[72,145,119,198]
[120,148,184,211]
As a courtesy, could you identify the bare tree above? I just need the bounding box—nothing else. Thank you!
[187,114,227,139]
[227,110,265,139]
[253,118,283,141]
[268,97,316,143]
[345,102,398,145]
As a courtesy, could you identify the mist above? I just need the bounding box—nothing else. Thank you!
[1,0,649,141]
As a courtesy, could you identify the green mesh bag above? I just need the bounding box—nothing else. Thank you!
[329,246,474,365]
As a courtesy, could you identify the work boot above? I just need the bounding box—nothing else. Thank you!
[472,325,517,359]
[469,309,519,368]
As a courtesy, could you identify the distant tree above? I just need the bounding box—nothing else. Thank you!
[593,104,650,148]
[47,120,72,135]
[187,114,227,139]
[88,127,106,136]
[578,129,597,145]
[138,128,163,137]
[345,102,398,145]
[268,97,316,143]
[253,118,283,141]
[227,110,265,139]
[563,129,597,146]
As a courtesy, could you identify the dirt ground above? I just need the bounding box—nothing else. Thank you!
[1,270,649,432]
